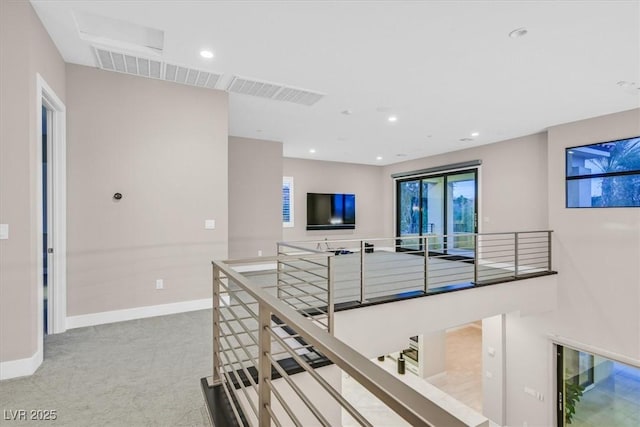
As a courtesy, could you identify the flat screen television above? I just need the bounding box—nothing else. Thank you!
[306,193,356,230]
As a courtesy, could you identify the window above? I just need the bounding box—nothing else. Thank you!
[566,136,640,208]
[557,345,640,426]
[396,168,477,256]
[282,176,294,228]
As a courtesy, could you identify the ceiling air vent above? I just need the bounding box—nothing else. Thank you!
[163,63,221,89]
[227,76,283,99]
[93,46,222,89]
[273,87,324,106]
[227,76,324,106]
[94,47,162,79]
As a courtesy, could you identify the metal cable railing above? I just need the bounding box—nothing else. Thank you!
[212,260,471,427]
[277,230,553,305]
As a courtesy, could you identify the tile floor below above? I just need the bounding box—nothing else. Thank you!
[572,362,640,427]
[342,324,488,426]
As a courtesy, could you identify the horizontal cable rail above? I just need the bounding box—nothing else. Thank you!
[212,259,470,427]
[277,230,553,307]
[210,231,553,425]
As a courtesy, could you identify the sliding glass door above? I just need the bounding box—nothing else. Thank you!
[397,169,477,256]
[555,345,640,427]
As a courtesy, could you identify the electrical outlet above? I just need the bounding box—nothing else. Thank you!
[205,219,215,229]
[156,279,164,290]
[258,250,262,257]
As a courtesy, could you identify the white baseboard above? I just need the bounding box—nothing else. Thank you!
[66,298,213,330]
[0,348,43,380]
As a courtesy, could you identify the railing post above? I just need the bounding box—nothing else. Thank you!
[547,230,552,272]
[276,256,282,300]
[514,232,519,278]
[327,255,335,335]
[423,236,429,294]
[473,234,478,284]
[360,240,365,303]
[258,303,272,427]
[212,263,222,385]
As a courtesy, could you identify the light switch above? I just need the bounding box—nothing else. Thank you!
[205,219,216,230]
[0,224,8,240]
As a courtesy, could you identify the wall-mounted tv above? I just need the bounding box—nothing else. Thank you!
[306,193,356,230]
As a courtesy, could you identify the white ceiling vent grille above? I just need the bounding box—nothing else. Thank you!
[93,46,221,89]
[227,76,324,106]
[273,87,324,106]
[163,63,221,89]
[94,47,162,79]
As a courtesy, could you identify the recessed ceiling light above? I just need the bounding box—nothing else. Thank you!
[509,28,528,38]
[396,153,407,157]
[388,115,398,123]
[376,156,383,161]
[309,148,316,154]
[459,137,473,142]
[471,132,480,137]
[617,81,637,88]
[200,49,214,59]
[341,109,353,115]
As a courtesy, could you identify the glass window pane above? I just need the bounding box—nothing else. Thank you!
[448,172,476,254]
[422,177,444,252]
[399,180,420,236]
[567,174,640,207]
[561,346,640,427]
[567,136,640,177]
[398,180,420,250]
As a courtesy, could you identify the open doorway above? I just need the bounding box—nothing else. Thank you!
[42,104,51,334]
[427,322,483,412]
[36,74,67,353]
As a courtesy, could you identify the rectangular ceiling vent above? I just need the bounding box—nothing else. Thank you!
[94,46,163,79]
[163,63,221,89]
[93,46,222,90]
[227,76,324,106]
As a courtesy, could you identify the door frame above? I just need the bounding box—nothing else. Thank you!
[36,74,67,344]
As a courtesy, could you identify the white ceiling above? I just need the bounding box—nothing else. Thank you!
[31,0,640,165]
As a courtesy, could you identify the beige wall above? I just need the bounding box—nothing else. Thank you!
[282,158,385,242]
[382,133,549,237]
[228,136,283,258]
[0,1,66,362]
[66,64,228,316]
[502,108,640,427]
[547,108,640,358]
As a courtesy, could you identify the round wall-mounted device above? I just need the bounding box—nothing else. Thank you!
[113,193,123,200]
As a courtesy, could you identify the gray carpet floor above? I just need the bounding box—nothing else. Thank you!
[0,310,213,427]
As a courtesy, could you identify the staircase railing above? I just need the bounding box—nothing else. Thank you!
[212,258,475,426]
